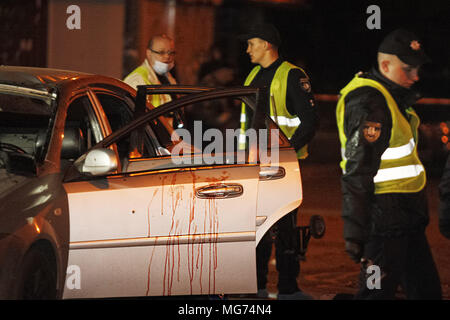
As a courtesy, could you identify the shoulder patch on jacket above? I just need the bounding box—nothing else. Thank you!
[299,77,311,93]
[362,121,382,143]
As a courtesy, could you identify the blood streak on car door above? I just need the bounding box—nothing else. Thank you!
[62,161,259,298]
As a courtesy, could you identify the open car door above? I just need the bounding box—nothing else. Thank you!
[62,87,270,298]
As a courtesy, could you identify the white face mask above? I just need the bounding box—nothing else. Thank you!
[152,60,174,75]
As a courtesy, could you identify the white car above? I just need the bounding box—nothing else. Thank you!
[0,66,322,299]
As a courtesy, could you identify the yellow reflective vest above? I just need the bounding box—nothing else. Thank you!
[240,61,308,159]
[336,74,426,194]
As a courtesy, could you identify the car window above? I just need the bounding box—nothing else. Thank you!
[148,96,285,160]
[61,96,101,170]
[93,92,287,175]
[115,96,255,174]
[95,92,159,160]
[0,92,52,162]
[151,96,243,156]
[95,93,134,132]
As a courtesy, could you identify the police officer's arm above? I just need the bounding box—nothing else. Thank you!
[285,69,319,151]
[341,87,391,245]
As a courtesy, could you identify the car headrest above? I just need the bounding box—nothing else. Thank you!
[61,125,86,160]
[35,128,47,159]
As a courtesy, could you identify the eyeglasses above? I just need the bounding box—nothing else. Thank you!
[150,48,176,57]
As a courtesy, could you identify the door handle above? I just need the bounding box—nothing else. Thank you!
[195,183,243,199]
[259,166,286,181]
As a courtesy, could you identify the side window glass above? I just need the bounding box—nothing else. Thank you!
[150,97,247,162]
[116,96,279,174]
[96,93,134,131]
[96,93,157,160]
[61,96,99,170]
[109,125,159,173]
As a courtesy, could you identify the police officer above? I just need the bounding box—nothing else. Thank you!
[239,23,319,299]
[336,29,442,299]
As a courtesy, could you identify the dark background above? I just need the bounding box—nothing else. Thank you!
[214,0,450,97]
[1,0,448,97]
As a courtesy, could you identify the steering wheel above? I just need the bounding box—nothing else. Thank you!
[0,142,27,154]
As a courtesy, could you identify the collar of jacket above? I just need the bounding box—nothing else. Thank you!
[260,58,283,72]
[365,67,422,108]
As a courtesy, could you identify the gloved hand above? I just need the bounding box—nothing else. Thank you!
[439,219,450,239]
[345,240,363,263]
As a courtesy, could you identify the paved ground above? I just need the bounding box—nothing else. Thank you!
[262,160,450,300]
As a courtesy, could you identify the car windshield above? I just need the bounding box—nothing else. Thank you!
[0,92,53,165]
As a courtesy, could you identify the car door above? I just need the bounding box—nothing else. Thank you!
[254,121,303,245]
[62,89,260,298]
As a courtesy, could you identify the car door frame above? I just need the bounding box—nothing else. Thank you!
[62,87,268,298]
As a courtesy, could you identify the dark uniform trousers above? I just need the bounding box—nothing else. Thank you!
[356,230,442,299]
[257,209,300,294]
[354,189,442,299]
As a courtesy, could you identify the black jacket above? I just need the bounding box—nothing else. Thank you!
[439,153,450,238]
[340,68,429,244]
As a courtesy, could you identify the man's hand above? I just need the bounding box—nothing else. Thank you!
[345,241,363,263]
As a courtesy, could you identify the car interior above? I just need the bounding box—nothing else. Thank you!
[0,94,51,163]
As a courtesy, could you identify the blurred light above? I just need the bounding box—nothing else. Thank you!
[26,217,41,234]
[35,222,41,234]
[442,136,449,144]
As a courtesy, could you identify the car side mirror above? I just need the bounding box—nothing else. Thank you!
[75,148,118,176]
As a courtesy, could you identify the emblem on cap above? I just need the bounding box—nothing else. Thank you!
[410,40,421,51]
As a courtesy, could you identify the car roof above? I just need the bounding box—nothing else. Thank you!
[0,66,92,90]
[0,66,135,100]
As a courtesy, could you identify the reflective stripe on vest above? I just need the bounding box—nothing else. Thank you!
[374,164,424,183]
[336,74,426,194]
[240,61,308,159]
[381,137,415,160]
[339,138,415,162]
[270,115,301,127]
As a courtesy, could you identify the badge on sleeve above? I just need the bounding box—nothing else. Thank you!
[362,121,382,143]
[300,78,311,93]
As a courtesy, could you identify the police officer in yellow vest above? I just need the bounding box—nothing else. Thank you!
[123,34,177,108]
[336,29,441,299]
[239,23,318,300]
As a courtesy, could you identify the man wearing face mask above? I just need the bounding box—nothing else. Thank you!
[124,34,177,108]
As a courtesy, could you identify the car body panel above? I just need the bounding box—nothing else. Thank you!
[62,163,259,298]
[0,66,134,298]
[256,148,302,244]
[0,67,303,299]
[0,172,69,298]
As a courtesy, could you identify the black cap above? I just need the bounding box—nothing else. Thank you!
[378,29,431,66]
[239,23,282,47]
